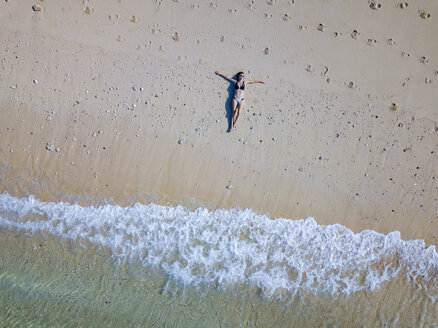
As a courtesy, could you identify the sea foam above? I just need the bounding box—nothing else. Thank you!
[0,193,436,298]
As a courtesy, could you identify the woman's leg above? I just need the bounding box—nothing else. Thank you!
[231,98,237,130]
[233,100,244,128]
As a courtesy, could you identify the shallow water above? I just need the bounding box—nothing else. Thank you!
[0,193,437,327]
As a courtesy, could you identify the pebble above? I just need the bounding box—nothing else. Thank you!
[226,185,233,190]
[10,85,17,89]
[46,143,53,151]
[33,79,39,84]
[55,147,60,153]
[178,138,184,145]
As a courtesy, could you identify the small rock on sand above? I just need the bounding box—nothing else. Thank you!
[178,138,184,145]
[32,4,42,12]
[10,85,17,89]
[226,185,233,190]
[46,143,53,151]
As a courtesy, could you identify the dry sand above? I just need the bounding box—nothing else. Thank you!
[0,0,437,245]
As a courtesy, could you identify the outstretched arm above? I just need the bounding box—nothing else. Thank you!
[215,71,236,83]
[247,79,265,84]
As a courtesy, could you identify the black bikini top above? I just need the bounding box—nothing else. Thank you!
[235,82,245,90]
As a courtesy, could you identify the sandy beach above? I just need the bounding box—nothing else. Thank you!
[1,0,437,245]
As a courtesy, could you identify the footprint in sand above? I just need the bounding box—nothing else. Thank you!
[419,10,431,19]
[399,2,408,9]
[84,7,94,15]
[367,38,377,46]
[425,78,433,84]
[333,32,342,38]
[32,4,42,11]
[321,66,329,76]
[245,1,255,10]
[390,103,397,111]
[305,65,313,72]
[172,32,181,41]
[420,56,428,64]
[351,30,360,39]
[219,36,225,42]
[116,35,126,42]
[130,15,138,23]
[369,0,381,10]
[387,38,395,45]
[266,0,276,5]
[264,47,271,55]
[317,24,326,32]
[298,25,307,31]
[347,81,357,89]
[282,13,291,21]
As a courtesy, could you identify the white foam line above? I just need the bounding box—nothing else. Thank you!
[0,193,437,298]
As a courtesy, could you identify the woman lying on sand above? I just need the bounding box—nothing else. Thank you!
[215,71,265,131]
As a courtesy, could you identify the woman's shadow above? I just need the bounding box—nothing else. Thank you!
[217,74,239,133]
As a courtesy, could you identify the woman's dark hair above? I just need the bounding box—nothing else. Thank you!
[237,71,245,77]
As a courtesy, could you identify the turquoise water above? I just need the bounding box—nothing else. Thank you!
[0,193,437,327]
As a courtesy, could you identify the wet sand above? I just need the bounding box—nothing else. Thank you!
[0,0,437,245]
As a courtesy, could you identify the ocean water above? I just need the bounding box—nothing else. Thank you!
[0,193,437,327]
